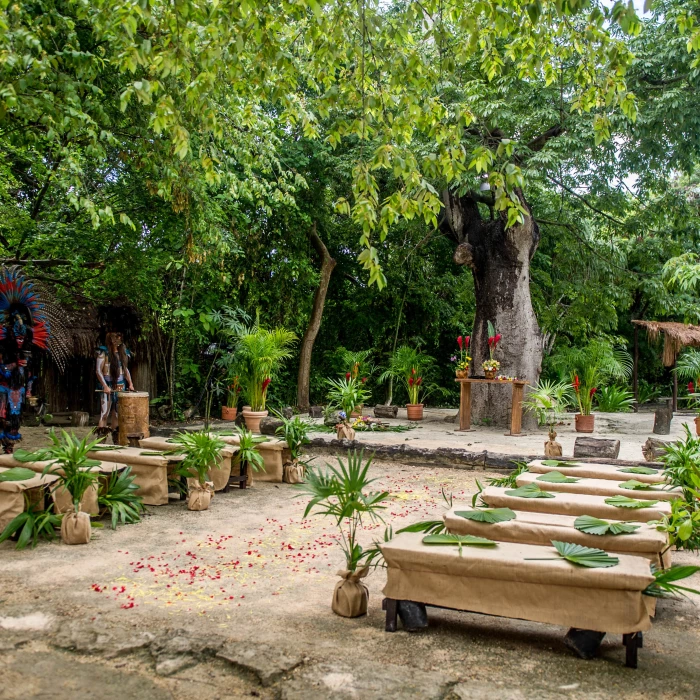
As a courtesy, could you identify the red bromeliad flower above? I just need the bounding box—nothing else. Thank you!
[689,381,695,393]
[494,333,502,344]
[408,377,414,387]
[573,374,580,392]
[361,377,367,383]
[457,336,463,349]
[411,367,417,375]
[589,387,597,398]
[345,372,351,380]
[464,335,470,348]
[488,336,494,347]
[262,378,271,393]
[416,377,422,385]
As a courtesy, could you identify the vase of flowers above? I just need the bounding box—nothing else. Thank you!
[453,335,471,379]
[573,373,596,433]
[482,323,501,379]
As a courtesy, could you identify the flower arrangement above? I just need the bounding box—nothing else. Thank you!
[483,321,501,375]
[573,373,597,416]
[407,369,423,404]
[226,375,242,408]
[452,335,471,376]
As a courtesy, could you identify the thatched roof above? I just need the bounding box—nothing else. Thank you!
[632,320,700,366]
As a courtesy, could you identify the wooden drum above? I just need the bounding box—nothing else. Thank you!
[117,391,150,446]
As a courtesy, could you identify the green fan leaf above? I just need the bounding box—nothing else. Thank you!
[454,508,516,524]
[550,540,619,568]
[396,520,446,535]
[605,495,658,509]
[0,467,37,482]
[505,484,555,499]
[541,460,581,467]
[617,466,659,476]
[536,471,580,484]
[618,479,665,491]
[574,515,640,536]
[422,533,497,547]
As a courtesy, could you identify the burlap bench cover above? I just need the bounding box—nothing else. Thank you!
[515,472,682,502]
[444,505,671,568]
[0,456,127,515]
[138,436,236,492]
[87,447,170,506]
[0,467,59,530]
[380,533,655,637]
[527,460,668,485]
[481,486,671,522]
[213,434,290,483]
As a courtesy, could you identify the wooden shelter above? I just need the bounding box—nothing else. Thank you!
[631,320,700,410]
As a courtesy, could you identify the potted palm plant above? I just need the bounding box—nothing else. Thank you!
[380,346,438,421]
[272,410,312,483]
[171,431,225,511]
[552,340,632,434]
[338,348,375,416]
[232,425,267,486]
[222,374,241,421]
[236,321,297,432]
[522,380,570,456]
[326,376,370,439]
[298,451,388,617]
[39,430,103,545]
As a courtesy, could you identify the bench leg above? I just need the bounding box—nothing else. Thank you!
[382,598,398,632]
[623,632,640,669]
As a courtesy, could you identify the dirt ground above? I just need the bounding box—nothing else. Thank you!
[1,427,700,699]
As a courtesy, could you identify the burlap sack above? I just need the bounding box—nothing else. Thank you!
[336,424,356,440]
[187,480,214,511]
[332,567,370,617]
[60,510,91,545]
[544,439,562,457]
[283,460,305,484]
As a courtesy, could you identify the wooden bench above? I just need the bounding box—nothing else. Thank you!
[515,472,682,502]
[0,467,59,530]
[480,486,671,522]
[444,505,671,568]
[138,437,237,492]
[86,447,171,506]
[380,532,655,668]
[527,459,665,484]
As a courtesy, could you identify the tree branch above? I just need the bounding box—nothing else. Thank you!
[640,73,688,87]
[547,176,626,227]
[525,124,566,153]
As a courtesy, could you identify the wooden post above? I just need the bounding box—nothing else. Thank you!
[509,382,524,436]
[633,325,639,411]
[458,380,472,431]
[672,360,678,413]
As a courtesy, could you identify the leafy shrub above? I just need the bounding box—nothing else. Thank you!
[0,498,62,550]
[98,466,145,529]
[595,385,635,412]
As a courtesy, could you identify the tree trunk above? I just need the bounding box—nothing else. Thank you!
[296,223,336,411]
[442,188,543,428]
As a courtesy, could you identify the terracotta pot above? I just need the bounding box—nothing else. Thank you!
[221,405,237,421]
[350,404,363,419]
[455,369,468,379]
[575,413,595,433]
[242,409,268,433]
[406,403,424,421]
[695,416,700,437]
[484,369,496,380]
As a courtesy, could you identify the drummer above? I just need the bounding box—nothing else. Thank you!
[96,332,135,444]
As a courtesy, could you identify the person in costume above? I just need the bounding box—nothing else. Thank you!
[96,331,134,443]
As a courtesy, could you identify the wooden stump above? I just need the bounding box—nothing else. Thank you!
[653,400,673,435]
[573,437,620,460]
[374,405,399,419]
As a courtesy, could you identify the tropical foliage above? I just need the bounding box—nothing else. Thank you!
[0,498,62,550]
[171,431,225,486]
[98,467,146,529]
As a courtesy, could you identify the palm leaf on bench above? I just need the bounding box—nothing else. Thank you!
[422,533,497,556]
[536,471,579,484]
[618,479,666,491]
[574,515,640,536]
[617,466,659,475]
[454,508,516,524]
[606,495,659,509]
[527,541,619,568]
[505,484,555,499]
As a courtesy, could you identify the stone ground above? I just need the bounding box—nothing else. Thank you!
[1,426,700,699]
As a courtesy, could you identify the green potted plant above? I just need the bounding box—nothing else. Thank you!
[379,346,439,421]
[171,431,225,511]
[236,321,297,432]
[222,374,242,421]
[522,380,570,456]
[553,340,632,434]
[482,322,501,379]
[298,451,388,617]
[272,409,312,483]
[326,376,370,438]
[232,425,267,485]
[452,335,471,379]
[38,430,103,545]
[338,348,375,416]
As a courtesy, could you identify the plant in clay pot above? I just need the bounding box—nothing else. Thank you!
[298,451,389,617]
[272,409,312,483]
[222,375,242,421]
[338,348,375,415]
[522,380,571,457]
[171,431,225,511]
[236,320,297,432]
[379,346,442,421]
[37,430,103,545]
[452,335,471,378]
[326,375,370,439]
[482,321,501,379]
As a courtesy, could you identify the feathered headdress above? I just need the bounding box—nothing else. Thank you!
[0,266,71,370]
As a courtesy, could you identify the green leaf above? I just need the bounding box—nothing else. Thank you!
[574,515,641,536]
[422,533,497,547]
[536,471,580,484]
[644,565,700,598]
[618,479,665,491]
[454,508,516,524]
[541,460,580,467]
[617,467,659,475]
[505,484,555,499]
[396,520,446,534]
[0,467,37,482]
[549,540,619,568]
[605,495,659,509]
